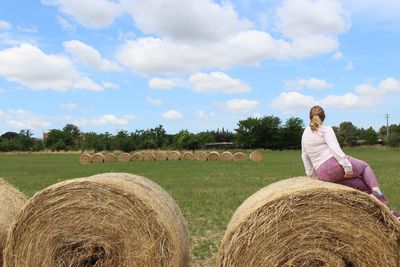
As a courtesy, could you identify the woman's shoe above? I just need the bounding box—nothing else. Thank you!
[370,191,388,205]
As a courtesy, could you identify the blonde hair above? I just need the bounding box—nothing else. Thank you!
[309,105,325,131]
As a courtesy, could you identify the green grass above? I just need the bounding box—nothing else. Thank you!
[1,147,399,265]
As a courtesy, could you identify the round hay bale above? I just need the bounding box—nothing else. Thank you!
[131,152,143,161]
[4,173,189,267]
[118,152,131,162]
[194,151,208,161]
[207,151,220,161]
[0,178,27,266]
[79,153,92,164]
[217,177,400,266]
[220,151,234,161]
[168,151,181,161]
[104,153,116,162]
[142,151,155,161]
[91,153,104,163]
[155,151,168,161]
[181,151,194,161]
[249,150,262,161]
[233,152,246,161]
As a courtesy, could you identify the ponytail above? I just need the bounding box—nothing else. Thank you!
[309,105,325,132]
[310,115,322,131]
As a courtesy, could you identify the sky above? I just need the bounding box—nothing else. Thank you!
[0,0,399,137]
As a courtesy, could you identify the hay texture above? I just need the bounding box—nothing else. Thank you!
[118,152,131,162]
[0,179,27,266]
[233,152,246,161]
[104,153,116,163]
[207,151,220,161]
[168,151,181,161]
[131,152,143,161]
[217,177,400,267]
[4,173,189,267]
[79,153,92,164]
[220,151,234,161]
[91,153,104,163]
[249,150,263,161]
[142,151,155,161]
[155,151,168,161]
[194,151,208,161]
[181,151,194,161]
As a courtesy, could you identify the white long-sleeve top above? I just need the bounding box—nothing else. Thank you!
[301,125,352,177]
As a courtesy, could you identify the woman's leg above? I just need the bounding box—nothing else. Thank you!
[345,156,379,189]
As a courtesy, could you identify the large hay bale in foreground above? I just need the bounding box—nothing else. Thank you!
[0,179,27,266]
[181,151,194,161]
[233,152,246,161]
[142,151,155,161]
[131,152,143,161]
[91,153,104,163]
[4,173,189,267]
[118,152,131,162]
[194,151,208,161]
[217,177,400,266]
[207,151,220,161]
[168,151,181,161]
[79,153,92,164]
[220,151,233,161]
[249,150,262,161]
[104,153,116,162]
[155,151,168,161]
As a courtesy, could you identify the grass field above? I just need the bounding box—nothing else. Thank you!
[1,147,399,266]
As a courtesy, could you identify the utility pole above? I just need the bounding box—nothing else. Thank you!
[385,114,389,138]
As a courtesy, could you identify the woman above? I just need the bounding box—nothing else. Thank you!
[301,105,399,219]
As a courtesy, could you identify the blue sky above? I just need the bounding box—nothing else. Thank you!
[0,0,399,137]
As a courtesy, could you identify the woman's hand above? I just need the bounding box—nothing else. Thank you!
[344,171,353,178]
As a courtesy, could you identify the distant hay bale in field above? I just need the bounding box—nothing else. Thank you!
[131,152,143,161]
[194,151,208,161]
[155,151,168,161]
[104,153,116,162]
[217,177,400,267]
[4,173,189,267]
[181,151,194,160]
[233,152,246,161]
[118,152,131,162]
[249,150,262,161]
[91,153,104,163]
[207,151,220,161]
[142,151,155,161]
[168,151,181,161]
[79,153,92,164]
[0,178,27,266]
[220,151,234,161]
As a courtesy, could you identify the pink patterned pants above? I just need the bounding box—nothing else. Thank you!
[316,156,379,193]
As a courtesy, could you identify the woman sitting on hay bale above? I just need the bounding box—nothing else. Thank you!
[301,105,400,220]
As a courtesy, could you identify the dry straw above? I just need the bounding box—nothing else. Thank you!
[207,151,220,161]
[142,151,155,161]
[181,151,194,161]
[118,152,131,162]
[0,178,27,266]
[249,150,263,161]
[194,151,208,161]
[4,173,189,267]
[168,151,181,161]
[217,177,400,266]
[220,151,234,161]
[155,151,168,161]
[79,153,92,164]
[104,153,116,163]
[233,152,246,161]
[91,153,104,163]
[131,152,143,161]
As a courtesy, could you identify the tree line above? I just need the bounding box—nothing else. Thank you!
[1,115,399,152]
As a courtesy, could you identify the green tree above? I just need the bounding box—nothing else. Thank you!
[173,130,198,150]
[359,127,378,145]
[281,117,304,149]
[338,122,358,147]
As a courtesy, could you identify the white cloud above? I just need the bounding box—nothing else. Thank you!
[0,109,51,130]
[72,114,135,127]
[17,25,38,33]
[332,51,343,60]
[196,110,215,120]
[220,98,259,114]
[188,72,251,94]
[148,77,179,90]
[162,110,183,120]
[321,93,361,108]
[57,15,76,31]
[63,40,122,72]
[60,102,78,110]
[346,61,354,70]
[277,0,349,38]
[355,77,400,100]
[102,82,119,89]
[42,0,123,28]
[0,43,104,91]
[0,20,12,30]
[285,78,333,90]
[270,92,316,114]
[123,0,252,42]
[146,97,163,106]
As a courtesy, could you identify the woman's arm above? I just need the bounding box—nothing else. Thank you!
[301,140,316,177]
[324,127,352,173]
